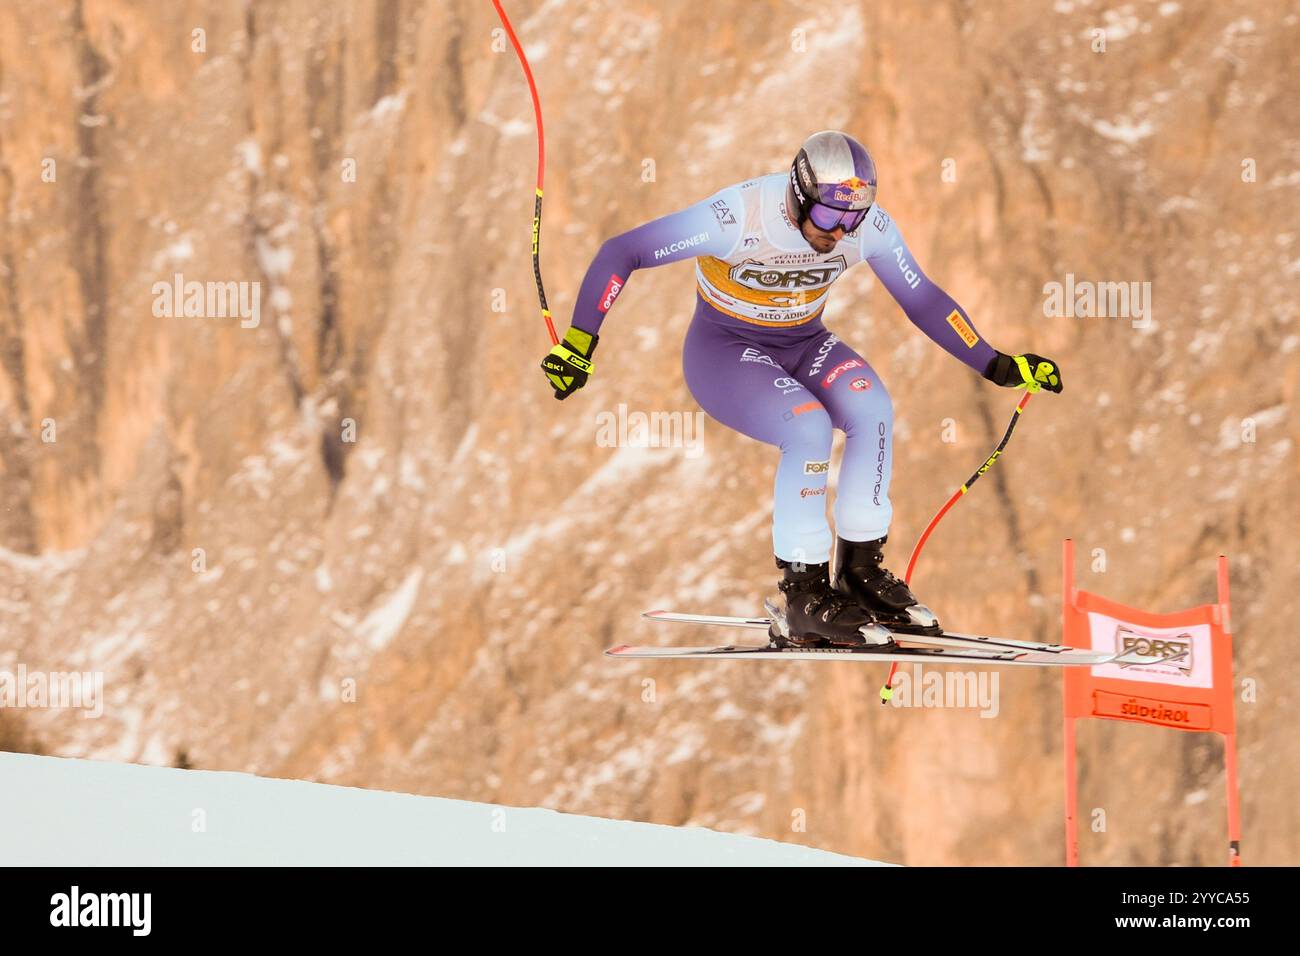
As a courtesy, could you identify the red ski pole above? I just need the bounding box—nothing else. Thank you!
[492,0,557,346]
[880,392,1033,703]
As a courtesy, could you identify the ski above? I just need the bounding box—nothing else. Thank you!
[641,608,1118,664]
[608,642,1112,667]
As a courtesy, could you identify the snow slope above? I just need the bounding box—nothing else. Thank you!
[0,753,884,866]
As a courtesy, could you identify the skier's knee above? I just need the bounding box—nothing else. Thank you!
[780,405,833,455]
[842,387,892,441]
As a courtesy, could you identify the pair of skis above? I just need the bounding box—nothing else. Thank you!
[606,606,1185,669]
[606,398,1168,672]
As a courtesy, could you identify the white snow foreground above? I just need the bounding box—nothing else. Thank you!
[0,753,885,866]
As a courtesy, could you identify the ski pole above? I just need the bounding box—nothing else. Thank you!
[880,392,1034,703]
[492,0,558,346]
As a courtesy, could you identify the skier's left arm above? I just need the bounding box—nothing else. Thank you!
[862,206,1062,393]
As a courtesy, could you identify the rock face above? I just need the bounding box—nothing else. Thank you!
[0,1,1295,865]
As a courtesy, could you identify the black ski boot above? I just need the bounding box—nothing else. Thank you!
[769,557,895,649]
[834,536,941,635]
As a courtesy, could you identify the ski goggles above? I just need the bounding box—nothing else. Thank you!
[807,202,870,233]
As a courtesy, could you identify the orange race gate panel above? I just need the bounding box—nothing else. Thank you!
[1060,538,1242,866]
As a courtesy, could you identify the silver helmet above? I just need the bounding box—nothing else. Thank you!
[789,130,878,228]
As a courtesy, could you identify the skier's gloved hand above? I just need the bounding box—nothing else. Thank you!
[541,327,599,400]
[983,351,1062,394]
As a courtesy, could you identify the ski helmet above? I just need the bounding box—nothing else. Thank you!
[789,130,877,232]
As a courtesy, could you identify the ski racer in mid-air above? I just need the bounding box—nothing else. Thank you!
[543,130,1062,649]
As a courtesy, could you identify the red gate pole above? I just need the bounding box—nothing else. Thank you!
[1218,555,1243,867]
[1062,538,1079,866]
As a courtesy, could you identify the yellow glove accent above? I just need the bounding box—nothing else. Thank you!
[1013,354,1058,392]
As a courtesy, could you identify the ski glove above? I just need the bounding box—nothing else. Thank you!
[984,351,1063,394]
[541,327,599,400]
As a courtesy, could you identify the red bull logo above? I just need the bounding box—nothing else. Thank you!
[832,176,872,205]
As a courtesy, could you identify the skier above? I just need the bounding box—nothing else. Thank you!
[542,131,1062,649]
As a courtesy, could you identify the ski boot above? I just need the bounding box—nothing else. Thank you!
[834,536,941,635]
[768,557,896,649]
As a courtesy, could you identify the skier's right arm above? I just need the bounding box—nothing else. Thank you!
[541,188,743,400]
